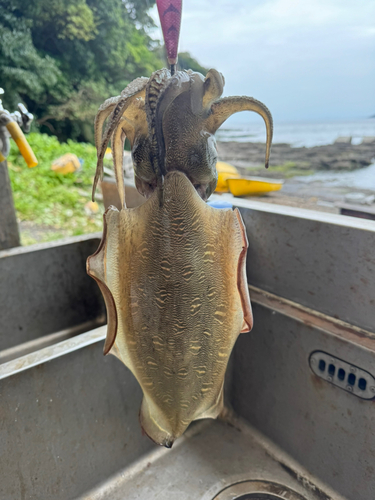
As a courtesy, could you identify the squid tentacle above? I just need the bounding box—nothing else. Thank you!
[111,118,128,209]
[92,77,149,201]
[94,96,121,151]
[145,69,171,180]
[205,96,273,168]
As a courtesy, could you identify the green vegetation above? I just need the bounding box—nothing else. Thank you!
[0,0,162,143]
[0,1,211,144]
[248,161,314,179]
[269,161,314,178]
[177,52,209,74]
[7,132,104,245]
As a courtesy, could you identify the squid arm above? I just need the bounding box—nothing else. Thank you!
[205,96,273,168]
[92,77,149,201]
[94,96,120,151]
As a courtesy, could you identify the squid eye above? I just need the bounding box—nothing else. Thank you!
[190,151,201,166]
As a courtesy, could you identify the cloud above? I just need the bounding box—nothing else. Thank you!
[151,0,375,121]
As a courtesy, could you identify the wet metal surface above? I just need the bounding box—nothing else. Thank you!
[0,234,105,351]
[338,203,375,221]
[231,290,375,500]
[0,318,105,364]
[0,326,106,380]
[248,286,375,350]
[79,418,341,500]
[236,200,375,332]
[1,203,374,499]
[0,337,153,500]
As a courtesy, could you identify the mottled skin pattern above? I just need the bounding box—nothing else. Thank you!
[88,67,273,447]
[87,172,251,447]
[92,68,273,203]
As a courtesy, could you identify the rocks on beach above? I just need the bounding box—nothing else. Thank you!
[215,137,375,217]
[217,138,375,175]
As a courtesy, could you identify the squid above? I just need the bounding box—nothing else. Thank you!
[87,67,273,447]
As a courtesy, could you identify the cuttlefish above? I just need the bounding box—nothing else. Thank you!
[87,68,273,447]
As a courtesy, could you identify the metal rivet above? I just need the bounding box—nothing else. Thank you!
[346,386,353,392]
[311,358,315,364]
[327,377,332,382]
[350,367,356,373]
[370,387,375,393]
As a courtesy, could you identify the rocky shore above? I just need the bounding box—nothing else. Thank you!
[217,139,375,177]
[215,138,375,216]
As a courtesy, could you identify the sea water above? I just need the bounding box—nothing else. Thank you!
[216,118,375,147]
[216,118,375,191]
[296,162,375,191]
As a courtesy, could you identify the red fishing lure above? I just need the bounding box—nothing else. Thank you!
[156,0,182,65]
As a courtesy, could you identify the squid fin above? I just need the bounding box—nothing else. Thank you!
[86,213,118,355]
[195,383,224,420]
[139,396,176,448]
[234,208,253,333]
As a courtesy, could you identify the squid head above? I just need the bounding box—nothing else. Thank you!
[92,68,273,204]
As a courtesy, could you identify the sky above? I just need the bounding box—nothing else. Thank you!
[150,0,375,123]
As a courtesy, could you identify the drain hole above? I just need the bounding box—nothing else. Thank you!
[318,359,326,372]
[235,495,285,500]
[328,364,335,377]
[310,351,375,399]
[358,378,367,391]
[214,481,309,500]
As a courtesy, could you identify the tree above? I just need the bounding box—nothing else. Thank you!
[0,0,163,142]
[0,4,63,112]
[177,52,209,75]
[0,0,212,142]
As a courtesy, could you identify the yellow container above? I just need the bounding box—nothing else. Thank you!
[227,177,283,197]
[51,153,81,175]
[215,161,241,192]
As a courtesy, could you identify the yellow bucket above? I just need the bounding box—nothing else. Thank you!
[51,153,81,175]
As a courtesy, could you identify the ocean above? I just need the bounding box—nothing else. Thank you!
[216,118,375,147]
[216,118,375,191]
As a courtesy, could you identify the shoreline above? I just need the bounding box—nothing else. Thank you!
[217,140,375,178]
[216,139,375,216]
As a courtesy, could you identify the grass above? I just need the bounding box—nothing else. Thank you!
[8,132,104,245]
